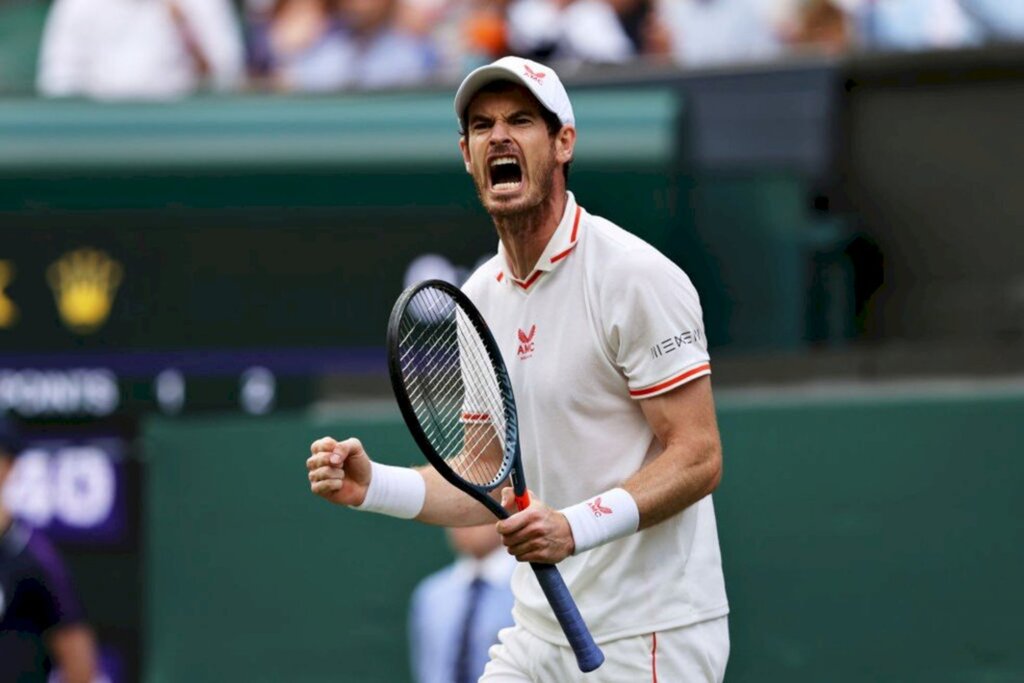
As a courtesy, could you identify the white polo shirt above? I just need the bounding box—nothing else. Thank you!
[461,192,728,644]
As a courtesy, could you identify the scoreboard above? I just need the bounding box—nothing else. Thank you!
[0,216,497,418]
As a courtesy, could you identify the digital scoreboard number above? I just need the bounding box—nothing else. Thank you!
[2,427,140,683]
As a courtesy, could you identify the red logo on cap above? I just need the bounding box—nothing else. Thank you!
[523,64,546,84]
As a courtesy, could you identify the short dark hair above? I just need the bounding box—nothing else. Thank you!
[460,81,571,183]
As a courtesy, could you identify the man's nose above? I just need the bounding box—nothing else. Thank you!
[490,120,511,142]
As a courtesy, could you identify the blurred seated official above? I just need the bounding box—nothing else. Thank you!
[36,0,245,100]
[409,525,516,683]
[0,419,99,683]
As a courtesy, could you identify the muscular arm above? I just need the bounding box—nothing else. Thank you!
[415,466,496,526]
[627,375,722,529]
[47,624,98,683]
[497,376,721,562]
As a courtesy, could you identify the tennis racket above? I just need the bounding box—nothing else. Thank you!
[386,278,605,673]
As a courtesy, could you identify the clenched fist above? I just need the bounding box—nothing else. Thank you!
[306,436,373,507]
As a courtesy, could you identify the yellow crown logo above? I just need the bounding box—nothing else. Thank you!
[47,248,123,334]
[0,260,17,329]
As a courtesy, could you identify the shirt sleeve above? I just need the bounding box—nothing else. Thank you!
[600,246,711,399]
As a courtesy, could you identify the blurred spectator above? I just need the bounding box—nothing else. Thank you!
[958,0,1024,41]
[397,0,507,77]
[782,0,854,55]
[246,0,351,91]
[0,419,99,683]
[36,0,245,100]
[408,525,515,683]
[656,0,782,68]
[330,0,440,88]
[842,0,978,51]
[508,0,670,64]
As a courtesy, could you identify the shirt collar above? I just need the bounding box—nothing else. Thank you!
[451,546,517,587]
[495,192,583,291]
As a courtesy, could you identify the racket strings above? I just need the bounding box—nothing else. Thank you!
[398,288,509,487]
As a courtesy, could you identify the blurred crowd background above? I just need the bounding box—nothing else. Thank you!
[0,0,1023,97]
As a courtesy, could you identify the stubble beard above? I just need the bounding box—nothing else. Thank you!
[474,149,558,238]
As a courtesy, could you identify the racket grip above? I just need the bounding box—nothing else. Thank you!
[529,562,605,672]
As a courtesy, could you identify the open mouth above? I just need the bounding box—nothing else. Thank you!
[489,156,523,192]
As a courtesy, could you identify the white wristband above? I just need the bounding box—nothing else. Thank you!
[353,462,426,519]
[561,488,640,555]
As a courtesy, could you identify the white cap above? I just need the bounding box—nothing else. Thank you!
[454,56,575,131]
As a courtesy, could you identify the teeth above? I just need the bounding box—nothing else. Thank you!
[493,181,521,191]
[490,157,518,167]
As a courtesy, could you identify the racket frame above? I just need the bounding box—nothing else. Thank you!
[386,278,604,673]
[387,279,528,519]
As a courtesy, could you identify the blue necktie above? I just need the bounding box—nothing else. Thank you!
[455,577,487,683]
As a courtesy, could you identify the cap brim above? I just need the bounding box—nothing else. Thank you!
[454,64,531,126]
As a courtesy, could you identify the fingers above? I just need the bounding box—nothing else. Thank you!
[495,492,573,563]
[306,437,362,471]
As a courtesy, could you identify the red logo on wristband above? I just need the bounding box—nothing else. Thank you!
[588,497,613,517]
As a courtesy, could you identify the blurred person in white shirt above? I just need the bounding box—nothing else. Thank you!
[656,0,782,68]
[507,0,671,64]
[849,0,978,50]
[37,0,245,100]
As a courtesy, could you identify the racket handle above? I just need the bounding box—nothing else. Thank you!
[529,562,605,672]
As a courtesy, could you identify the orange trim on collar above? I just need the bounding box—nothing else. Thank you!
[548,206,583,263]
[514,269,544,290]
[549,243,577,263]
[496,271,504,282]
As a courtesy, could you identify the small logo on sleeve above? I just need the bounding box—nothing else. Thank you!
[517,325,536,360]
[588,497,613,517]
[650,328,703,359]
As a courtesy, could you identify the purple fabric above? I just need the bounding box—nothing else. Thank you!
[1,521,88,680]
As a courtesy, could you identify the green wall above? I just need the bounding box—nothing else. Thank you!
[144,387,1024,682]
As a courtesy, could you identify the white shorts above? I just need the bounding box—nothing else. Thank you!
[480,616,729,682]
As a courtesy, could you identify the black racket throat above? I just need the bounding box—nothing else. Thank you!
[387,279,523,521]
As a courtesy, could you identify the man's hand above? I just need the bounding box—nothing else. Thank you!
[306,437,373,507]
[495,488,575,563]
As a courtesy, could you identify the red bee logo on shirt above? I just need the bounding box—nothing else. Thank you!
[517,325,536,360]
[588,497,613,517]
[523,65,546,83]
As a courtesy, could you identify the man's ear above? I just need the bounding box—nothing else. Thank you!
[459,137,473,174]
[556,126,577,165]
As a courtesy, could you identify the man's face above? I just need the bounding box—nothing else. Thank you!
[459,85,569,218]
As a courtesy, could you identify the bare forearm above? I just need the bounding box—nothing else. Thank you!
[624,436,722,530]
[49,625,98,683]
[414,466,498,526]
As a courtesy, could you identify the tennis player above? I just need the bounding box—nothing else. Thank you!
[308,56,728,681]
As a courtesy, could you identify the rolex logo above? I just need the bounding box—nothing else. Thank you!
[47,248,123,334]
[0,260,17,329]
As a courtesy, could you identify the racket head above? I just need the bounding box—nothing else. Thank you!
[387,279,521,518]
